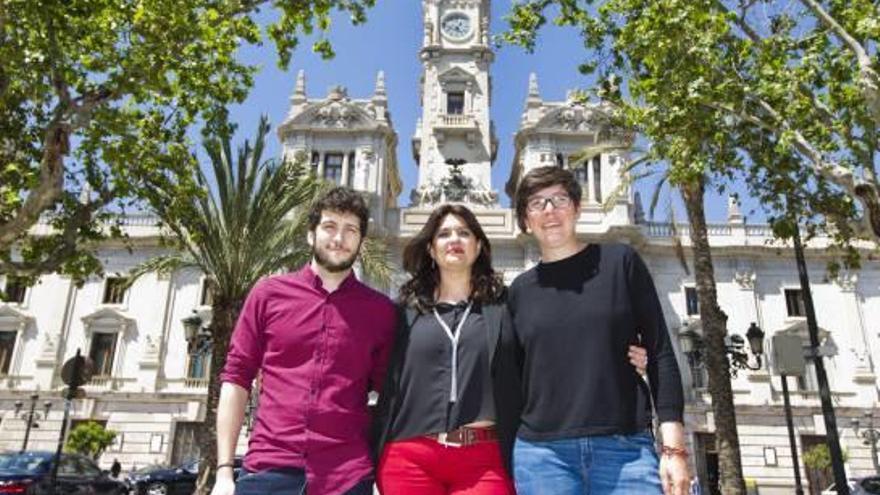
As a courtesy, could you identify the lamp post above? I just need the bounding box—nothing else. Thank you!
[13,393,52,453]
[792,227,849,494]
[852,412,880,474]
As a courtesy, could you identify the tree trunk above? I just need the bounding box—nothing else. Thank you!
[680,179,747,495]
[0,121,67,250]
[194,301,239,495]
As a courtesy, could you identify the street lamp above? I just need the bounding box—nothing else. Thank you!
[852,411,880,474]
[791,226,849,494]
[181,312,211,355]
[12,393,52,452]
[728,322,766,373]
[678,322,765,378]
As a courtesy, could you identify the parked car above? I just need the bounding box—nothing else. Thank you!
[822,476,880,494]
[129,457,243,495]
[0,451,128,494]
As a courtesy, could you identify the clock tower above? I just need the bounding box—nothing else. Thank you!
[411,0,498,207]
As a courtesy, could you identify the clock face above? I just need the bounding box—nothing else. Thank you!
[442,13,471,40]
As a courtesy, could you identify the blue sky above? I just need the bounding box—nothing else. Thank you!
[223,0,743,222]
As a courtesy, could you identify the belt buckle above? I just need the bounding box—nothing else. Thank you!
[437,432,462,448]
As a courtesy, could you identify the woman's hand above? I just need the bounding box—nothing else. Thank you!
[628,345,648,376]
[659,422,691,495]
[660,451,691,495]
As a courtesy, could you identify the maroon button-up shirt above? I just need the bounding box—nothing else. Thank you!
[220,265,396,495]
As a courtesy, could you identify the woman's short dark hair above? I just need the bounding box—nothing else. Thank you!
[513,166,582,233]
[307,186,370,236]
[399,204,504,311]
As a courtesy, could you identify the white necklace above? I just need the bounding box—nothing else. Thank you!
[432,301,473,403]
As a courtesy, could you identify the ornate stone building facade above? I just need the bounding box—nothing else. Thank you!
[1,1,878,493]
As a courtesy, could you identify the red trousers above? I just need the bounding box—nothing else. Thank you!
[377,436,515,495]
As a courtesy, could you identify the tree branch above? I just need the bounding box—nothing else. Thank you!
[709,95,876,238]
[0,8,82,250]
[0,117,68,249]
[71,85,117,126]
[751,98,877,237]
[713,0,762,42]
[798,0,880,123]
[0,198,106,277]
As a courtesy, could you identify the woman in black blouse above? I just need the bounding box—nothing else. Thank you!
[372,204,647,495]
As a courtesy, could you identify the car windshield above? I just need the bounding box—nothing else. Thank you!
[181,461,198,473]
[0,453,50,473]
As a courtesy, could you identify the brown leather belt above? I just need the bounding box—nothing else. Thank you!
[431,426,498,447]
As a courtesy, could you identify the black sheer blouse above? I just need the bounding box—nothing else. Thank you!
[390,301,496,440]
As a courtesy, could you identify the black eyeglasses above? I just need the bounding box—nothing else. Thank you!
[526,194,572,213]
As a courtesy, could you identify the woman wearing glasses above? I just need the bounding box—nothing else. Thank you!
[372,203,648,495]
[509,166,690,495]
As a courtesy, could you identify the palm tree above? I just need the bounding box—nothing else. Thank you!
[131,115,392,494]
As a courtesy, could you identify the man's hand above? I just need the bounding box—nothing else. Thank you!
[209,471,236,495]
[659,452,691,495]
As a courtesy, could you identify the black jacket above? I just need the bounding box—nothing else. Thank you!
[371,299,524,473]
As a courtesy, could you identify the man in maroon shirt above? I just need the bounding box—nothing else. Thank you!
[211,187,397,495]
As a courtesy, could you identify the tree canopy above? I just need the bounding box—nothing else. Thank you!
[0,0,376,282]
[504,0,879,260]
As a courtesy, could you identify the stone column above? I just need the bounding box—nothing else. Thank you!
[341,152,351,187]
[836,273,876,392]
[317,151,325,179]
[586,156,596,203]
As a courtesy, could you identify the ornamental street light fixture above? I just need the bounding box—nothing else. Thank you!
[13,393,52,452]
[181,312,211,355]
[852,412,880,474]
[678,322,765,378]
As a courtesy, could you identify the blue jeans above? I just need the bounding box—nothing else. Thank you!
[234,467,374,495]
[513,432,662,495]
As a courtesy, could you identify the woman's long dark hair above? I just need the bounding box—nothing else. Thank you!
[398,204,504,312]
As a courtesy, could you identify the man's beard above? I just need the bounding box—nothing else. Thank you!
[312,245,359,273]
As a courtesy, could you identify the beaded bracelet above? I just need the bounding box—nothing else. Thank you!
[216,462,235,470]
[660,445,689,458]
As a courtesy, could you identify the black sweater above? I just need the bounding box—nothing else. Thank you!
[508,243,684,440]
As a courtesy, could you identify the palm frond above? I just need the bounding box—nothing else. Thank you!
[602,169,653,213]
[648,174,669,221]
[127,255,197,287]
[568,143,630,164]
[357,236,393,285]
[666,194,690,276]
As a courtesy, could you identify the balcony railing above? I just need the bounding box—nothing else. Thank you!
[435,113,478,129]
[184,378,209,389]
